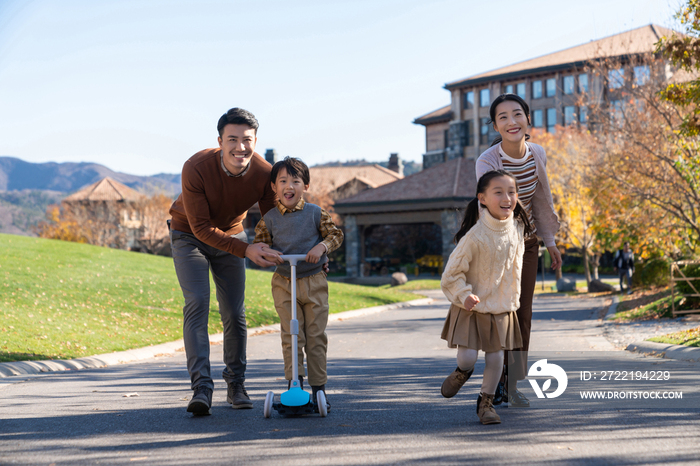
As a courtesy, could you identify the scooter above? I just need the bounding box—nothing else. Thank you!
[263,254,328,418]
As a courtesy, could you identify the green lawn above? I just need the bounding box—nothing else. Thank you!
[0,234,422,362]
[648,327,700,347]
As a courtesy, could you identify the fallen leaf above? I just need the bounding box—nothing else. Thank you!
[123,392,139,398]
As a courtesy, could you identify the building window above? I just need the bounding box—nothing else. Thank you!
[563,76,575,95]
[564,106,575,125]
[532,80,543,99]
[579,106,588,125]
[505,84,514,94]
[634,65,650,86]
[480,88,490,107]
[516,82,526,98]
[611,100,624,121]
[546,78,556,97]
[464,91,474,109]
[480,117,490,145]
[444,129,449,150]
[609,68,625,90]
[579,73,589,93]
[546,108,557,132]
[533,109,544,128]
[463,120,474,146]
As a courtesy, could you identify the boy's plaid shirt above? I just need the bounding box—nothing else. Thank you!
[253,198,343,254]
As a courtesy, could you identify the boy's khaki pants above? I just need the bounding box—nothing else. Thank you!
[271,271,329,386]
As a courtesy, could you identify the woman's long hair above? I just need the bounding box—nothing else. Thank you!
[488,93,532,147]
[454,169,533,243]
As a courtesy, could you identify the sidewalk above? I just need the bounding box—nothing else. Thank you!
[603,295,700,362]
[0,297,434,378]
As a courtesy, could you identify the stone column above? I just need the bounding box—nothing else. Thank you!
[441,208,462,265]
[344,215,360,277]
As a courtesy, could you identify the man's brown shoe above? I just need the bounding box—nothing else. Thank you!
[441,367,474,398]
[227,382,253,409]
[476,393,501,425]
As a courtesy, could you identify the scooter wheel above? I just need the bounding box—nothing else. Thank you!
[316,390,327,417]
[264,391,274,418]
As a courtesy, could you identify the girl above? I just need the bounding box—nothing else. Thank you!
[440,170,533,425]
[476,93,562,407]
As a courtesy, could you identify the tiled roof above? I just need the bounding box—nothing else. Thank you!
[308,165,403,197]
[413,105,453,126]
[445,24,679,89]
[335,157,476,207]
[63,177,144,202]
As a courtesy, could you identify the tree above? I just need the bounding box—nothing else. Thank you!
[586,54,700,259]
[134,193,171,254]
[534,127,600,283]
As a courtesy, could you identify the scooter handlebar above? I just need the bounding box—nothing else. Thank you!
[279,254,307,265]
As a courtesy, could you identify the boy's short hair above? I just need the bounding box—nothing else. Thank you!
[271,156,310,185]
[217,108,259,136]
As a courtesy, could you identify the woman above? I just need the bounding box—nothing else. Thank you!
[475,93,562,407]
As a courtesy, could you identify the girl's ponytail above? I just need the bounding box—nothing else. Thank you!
[454,198,480,244]
[513,200,533,237]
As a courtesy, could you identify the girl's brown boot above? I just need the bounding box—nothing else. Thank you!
[476,392,501,425]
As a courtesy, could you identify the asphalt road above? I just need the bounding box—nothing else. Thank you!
[1,291,699,465]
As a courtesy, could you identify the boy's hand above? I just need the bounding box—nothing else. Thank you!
[305,244,326,264]
[463,294,480,311]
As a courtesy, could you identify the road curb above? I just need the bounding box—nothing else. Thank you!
[0,297,433,379]
[604,295,619,320]
[625,340,700,362]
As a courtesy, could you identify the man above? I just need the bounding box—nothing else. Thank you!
[613,241,635,295]
[168,108,282,415]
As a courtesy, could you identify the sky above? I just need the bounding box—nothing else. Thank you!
[0,0,684,176]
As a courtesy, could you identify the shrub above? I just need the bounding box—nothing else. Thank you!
[676,263,700,296]
[636,257,671,287]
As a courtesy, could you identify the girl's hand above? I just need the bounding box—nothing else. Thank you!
[464,294,480,311]
[547,245,562,270]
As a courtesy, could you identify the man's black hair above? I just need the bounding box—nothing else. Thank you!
[270,156,310,185]
[217,108,259,136]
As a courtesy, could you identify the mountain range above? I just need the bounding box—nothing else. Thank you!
[0,156,182,236]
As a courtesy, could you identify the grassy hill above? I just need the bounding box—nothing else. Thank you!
[0,234,421,362]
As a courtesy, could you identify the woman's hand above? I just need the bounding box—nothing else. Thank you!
[463,294,480,311]
[547,245,562,270]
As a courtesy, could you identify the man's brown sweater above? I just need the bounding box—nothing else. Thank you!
[169,148,277,258]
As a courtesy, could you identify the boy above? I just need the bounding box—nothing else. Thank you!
[254,156,343,410]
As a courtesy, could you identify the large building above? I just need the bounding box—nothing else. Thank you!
[413,24,676,169]
[337,24,679,278]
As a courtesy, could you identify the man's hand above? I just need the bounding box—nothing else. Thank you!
[305,244,326,264]
[464,294,480,311]
[245,243,283,267]
[547,245,562,270]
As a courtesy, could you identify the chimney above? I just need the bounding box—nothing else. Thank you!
[265,149,278,165]
[388,153,403,176]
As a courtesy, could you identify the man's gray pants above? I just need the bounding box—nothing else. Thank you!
[170,228,248,390]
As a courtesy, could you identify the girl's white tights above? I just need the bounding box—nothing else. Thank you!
[457,346,504,395]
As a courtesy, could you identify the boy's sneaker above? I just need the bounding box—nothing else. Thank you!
[227,382,253,409]
[187,386,212,416]
[506,387,530,407]
[441,367,474,398]
[312,385,331,413]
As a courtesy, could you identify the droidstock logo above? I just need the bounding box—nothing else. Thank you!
[528,359,568,399]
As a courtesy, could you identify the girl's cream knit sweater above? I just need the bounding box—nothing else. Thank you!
[441,209,525,315]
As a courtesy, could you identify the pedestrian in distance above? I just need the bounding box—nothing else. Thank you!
[613,241,635,295]
[440,170,533,425]
[254,156,343,412]
[168,108,284,415]
[475,93,562,408]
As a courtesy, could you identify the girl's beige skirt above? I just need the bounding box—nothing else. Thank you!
[441,304,522,352]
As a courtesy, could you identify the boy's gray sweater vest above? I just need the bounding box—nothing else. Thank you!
[263,203,327,278]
